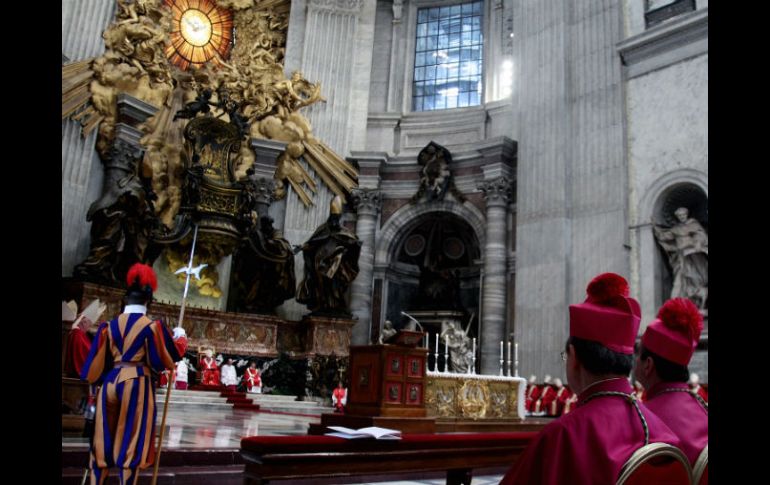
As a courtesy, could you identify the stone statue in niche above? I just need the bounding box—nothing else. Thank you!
[295,196,362,316]
[653,207,708,310]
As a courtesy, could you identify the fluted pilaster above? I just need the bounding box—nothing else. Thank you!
[513,0,627,380]
[61,0,118,276]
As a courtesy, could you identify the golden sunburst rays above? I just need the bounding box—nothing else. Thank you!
[301,139,358,204]
[164,0,233,71]
[252,0,291,14]
[62,58,104,136]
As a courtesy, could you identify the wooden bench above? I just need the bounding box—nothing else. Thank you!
[240,431,537,485]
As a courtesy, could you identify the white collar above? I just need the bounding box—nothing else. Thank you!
[124,304,147,315]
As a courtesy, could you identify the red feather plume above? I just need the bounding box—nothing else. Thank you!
[586,273,629,303]
[126,263,158,292]
[657,298,703,340]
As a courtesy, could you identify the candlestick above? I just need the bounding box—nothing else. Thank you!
[444,338,449,373]
[515,342,519,377]
[468,337,476,374]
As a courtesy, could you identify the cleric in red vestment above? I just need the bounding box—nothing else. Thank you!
[635,298,708,465]
[332,382,347,413]
[500,273,681,485]
[199,348,221,386]
[524,375,541,413]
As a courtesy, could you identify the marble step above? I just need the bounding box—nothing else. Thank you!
[257,404,336,415]
[156,402,235,413]
[247,393,300,401]
[155,394,230,404]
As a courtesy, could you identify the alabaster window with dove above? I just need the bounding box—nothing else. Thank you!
[165,0,233,70]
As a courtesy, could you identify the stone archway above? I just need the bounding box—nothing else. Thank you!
[373,200,486,345]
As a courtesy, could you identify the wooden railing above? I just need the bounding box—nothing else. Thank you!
[240,431,536,485]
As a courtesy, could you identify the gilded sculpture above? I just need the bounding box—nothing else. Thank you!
[63,0,360,298]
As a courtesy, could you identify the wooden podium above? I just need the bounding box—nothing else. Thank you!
[310,331,436,434]
[347,340,427,417]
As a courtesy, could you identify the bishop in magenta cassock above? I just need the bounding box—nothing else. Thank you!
[635,297,708,465]
[500,273,682,485]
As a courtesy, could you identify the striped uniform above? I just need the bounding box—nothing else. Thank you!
[81,313,181,485]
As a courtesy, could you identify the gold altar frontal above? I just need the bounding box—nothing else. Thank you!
[425,372,528,432]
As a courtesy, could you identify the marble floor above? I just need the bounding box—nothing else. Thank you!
[62,391,507,484]
[62,405,320,449]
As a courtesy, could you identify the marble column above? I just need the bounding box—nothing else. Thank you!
[349,188,382,345]
[478,177,513,375]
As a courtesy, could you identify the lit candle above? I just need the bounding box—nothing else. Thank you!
[500,341,504,361]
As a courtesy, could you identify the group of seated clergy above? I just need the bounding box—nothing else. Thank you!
[524,375,577,417]
[500,273,708,484]
[525,372,707,418]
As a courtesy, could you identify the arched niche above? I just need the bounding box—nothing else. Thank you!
[652,183,708,310]
[374,200,486,340]
[636,169,708,334]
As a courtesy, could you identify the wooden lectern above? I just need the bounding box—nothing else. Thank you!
[347,331,427,417]
[309,330,436,434]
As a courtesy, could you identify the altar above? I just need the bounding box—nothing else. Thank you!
[425,371,526,425]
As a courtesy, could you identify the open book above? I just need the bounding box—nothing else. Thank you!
[325,426,402,440]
